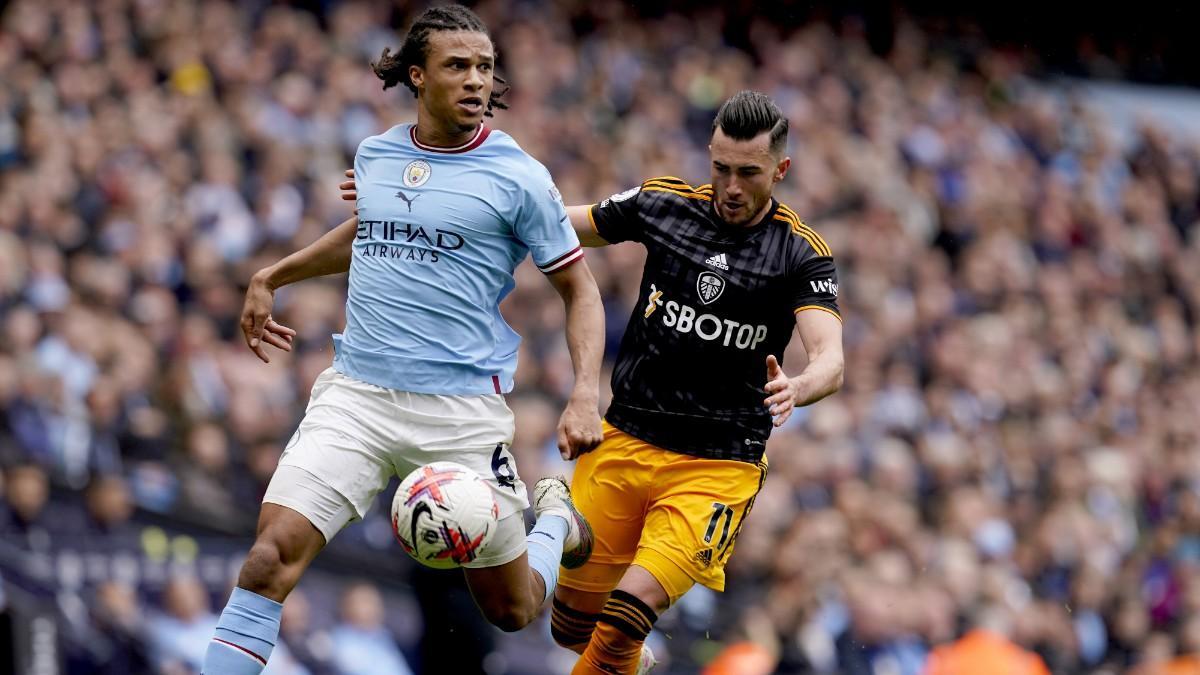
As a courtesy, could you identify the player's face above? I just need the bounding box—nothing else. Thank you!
[409,31,495,134]
[709,128,790,226]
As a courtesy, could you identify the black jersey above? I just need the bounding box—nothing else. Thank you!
[590,177,840,463]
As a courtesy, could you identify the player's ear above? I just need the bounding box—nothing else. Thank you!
[408,64,425,90]
[775,157,791,184]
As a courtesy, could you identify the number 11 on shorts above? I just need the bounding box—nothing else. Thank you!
[704,502,734,549]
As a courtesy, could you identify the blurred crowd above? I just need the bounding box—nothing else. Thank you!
[1,0,1199,674]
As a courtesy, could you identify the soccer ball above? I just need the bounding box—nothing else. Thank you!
[391,461,499,570]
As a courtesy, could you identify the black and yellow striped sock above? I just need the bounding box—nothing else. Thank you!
[571,590,658,674]
[551,598,600,653]
[598,589,657,641]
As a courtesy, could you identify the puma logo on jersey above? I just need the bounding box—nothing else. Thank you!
[644,284,664,318]
[395,190,420,212]
[810,278,838,296]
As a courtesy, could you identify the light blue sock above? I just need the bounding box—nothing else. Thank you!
[526,514,569,604]
[202,586,283,675]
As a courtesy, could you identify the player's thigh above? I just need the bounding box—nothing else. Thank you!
[559,422,655,595]
[267,368,397,542]
[635,456,768,603]
[396,392,530,524]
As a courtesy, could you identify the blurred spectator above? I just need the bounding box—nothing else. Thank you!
[83,473,135,537]
[175,422,253,529]
[329,582,413,675]
[410,565,495,675]
[924,607,1051,675]
[702,642,776,675]
[0,463,55,551]
[147,575,218,674]
[68,580,154,674]
[276,588,335,675]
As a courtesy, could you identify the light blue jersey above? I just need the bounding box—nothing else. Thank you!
[334,124,581,395]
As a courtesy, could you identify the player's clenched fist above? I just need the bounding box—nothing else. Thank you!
[557,397,603,460]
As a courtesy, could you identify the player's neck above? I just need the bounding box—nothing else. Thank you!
[745,199,774,228]
[719,198,775,228]
[413,112,481,149]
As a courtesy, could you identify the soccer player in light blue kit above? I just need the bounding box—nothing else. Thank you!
[201,7,604,674]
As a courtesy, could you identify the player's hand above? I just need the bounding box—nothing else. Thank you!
[556,395,603,460]
[340,168,357,213]
[241,273,297,364]
[763,354,797,427]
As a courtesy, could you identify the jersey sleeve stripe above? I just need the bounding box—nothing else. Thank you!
[643,186,712,201]
[795,305,842,321]
[777,205,831,255]
[642,176,689,188]
[539,246,583,273]
[773,215,830,256]
[773,212,831,256]
[795,224,831,257]
[642,180,699,193]
[772,205,830,252]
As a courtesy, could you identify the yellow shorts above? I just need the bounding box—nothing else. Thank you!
[559,421,768,603]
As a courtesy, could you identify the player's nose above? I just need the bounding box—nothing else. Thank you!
[464,66,484,90]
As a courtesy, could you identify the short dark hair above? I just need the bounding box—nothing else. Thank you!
[371,5,509,117]
[712,90,788,155]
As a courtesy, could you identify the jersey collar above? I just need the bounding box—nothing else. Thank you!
[409,124,491,154]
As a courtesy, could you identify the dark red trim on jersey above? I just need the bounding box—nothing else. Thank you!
[538,246,584,273]
[410,125,491,153]
[492,375,502,394]
[212,639,267,665]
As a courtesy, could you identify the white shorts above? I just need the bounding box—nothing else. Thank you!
[264,368,530,568]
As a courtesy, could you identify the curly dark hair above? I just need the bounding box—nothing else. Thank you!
[371,5,509,117]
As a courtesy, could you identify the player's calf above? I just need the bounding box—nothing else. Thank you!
[236,506,326,601]
[552,597,601,653]
[203,504,325,675]
[464,479,595,633]
[571,589,659,675]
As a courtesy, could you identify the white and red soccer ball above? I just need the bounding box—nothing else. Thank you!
[391,461,499,570]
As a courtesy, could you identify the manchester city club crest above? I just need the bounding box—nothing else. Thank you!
[697,271,725,305]
[403,160,432,188]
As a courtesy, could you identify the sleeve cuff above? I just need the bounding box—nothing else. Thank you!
[538,246,584,273]
[794,305,842,322]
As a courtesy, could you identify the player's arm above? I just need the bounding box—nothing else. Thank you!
[545,259,605,459]
[566,204,610,248]
[574,182,659,247]
[241,215,357,363]
[763,311,844,426]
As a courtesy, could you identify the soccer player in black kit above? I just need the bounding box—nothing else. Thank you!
[342,90,841,674]
[554,90,844,674]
